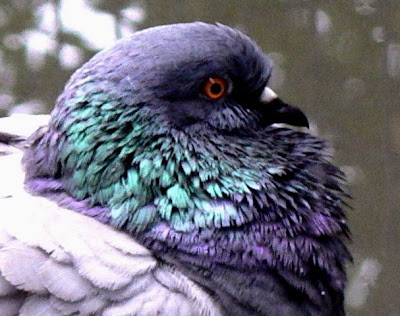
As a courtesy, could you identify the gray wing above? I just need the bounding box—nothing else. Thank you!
[0,117,222,316]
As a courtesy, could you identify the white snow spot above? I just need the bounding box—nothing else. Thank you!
[60,0,116,50]
[121,6,146,24]
[59,44,84,69]
[372,26,385,43]
[9,100,45,115]
[354,0,377,15]
[346,258,381,309]
[22,30,57,70]
[387,43,400,77]
[36,2,57,35]
[315,9,331,35]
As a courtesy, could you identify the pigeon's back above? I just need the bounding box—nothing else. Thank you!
[0,117,222,316]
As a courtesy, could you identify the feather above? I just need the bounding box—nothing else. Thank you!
[0,296,25,316]
[38,260,92,302]
[0,143,222,315]
[0,22,350,315]
[0,242,48,294]
[19,296,59,316]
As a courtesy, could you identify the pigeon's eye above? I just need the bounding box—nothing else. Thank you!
[203,77,228,100]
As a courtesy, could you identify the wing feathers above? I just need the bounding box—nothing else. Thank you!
[0,242,48,294]
[19,296,59,316]
[0,273,17,296]
[0,147,222,315]
[0,295,25,316]
[39,260,92,301]
[76,256,133,291]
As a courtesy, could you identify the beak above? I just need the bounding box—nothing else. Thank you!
[256,87,309,128]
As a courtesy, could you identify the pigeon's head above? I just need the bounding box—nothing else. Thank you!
[24,23,350,295]
[54,22,308,135]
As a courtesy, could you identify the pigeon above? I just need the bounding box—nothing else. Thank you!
[0,22,351,316]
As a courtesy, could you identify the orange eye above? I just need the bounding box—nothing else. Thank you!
[203,77,228,100]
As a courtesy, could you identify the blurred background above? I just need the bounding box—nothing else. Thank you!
[0,0,399,315]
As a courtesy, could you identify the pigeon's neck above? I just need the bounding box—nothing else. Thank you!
[24,121,350,313]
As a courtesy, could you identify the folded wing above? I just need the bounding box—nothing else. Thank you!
[0,116,222,316]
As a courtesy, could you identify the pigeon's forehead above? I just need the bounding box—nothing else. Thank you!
[93,22,272,79]
[68,22,272,102]
[131,22,258,56]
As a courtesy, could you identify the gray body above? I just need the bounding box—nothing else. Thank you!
[0,23,350,315]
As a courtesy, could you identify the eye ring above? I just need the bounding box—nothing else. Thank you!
[203,77,228,100]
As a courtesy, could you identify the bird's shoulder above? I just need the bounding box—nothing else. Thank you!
[0,142,222,316]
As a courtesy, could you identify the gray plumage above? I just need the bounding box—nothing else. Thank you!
[0,22,350,316]
[0,116,222,316]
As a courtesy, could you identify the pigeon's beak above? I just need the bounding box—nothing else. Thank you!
[256,87,309,128]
